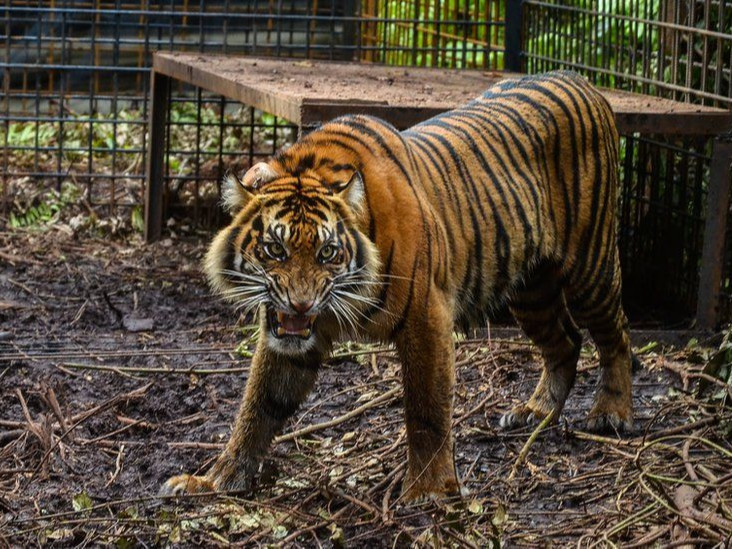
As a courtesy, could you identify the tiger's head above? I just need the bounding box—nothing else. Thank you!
[205,158,381,356]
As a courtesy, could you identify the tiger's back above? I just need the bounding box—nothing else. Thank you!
[403,70,621,324]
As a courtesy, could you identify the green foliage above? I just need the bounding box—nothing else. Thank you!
[372,0,504,69]
[2,110,144,166]
[636,340,660,355]
[524,0,731,103]
[2,103,290,187]
[130,205,145,233]
[72,491,94,514]
[9,182,81,228]
[6,120,57,147]
[526,0,661,86]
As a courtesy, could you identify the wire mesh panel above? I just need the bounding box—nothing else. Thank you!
[523,0,732,107]
[1,1,511,229]
[618,135,710,324]
[0,0,356,223]
[359,0,505,68]
[2,0,732,324]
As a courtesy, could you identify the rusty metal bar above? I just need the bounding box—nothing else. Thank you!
[697,132,732,329]
[144,69,170,243]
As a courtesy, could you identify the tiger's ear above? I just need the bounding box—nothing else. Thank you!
[332,171,366,213]
[221,162,277,213]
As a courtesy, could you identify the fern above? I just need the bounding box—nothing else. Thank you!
[9,182,81,228]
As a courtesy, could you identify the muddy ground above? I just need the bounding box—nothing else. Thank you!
[1,226,730,547]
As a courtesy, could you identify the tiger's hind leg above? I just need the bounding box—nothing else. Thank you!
[566,247,633,432]
[567,272,633,433]
[500,262,582,429]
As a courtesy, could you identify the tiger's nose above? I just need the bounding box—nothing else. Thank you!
[291,300,314,314]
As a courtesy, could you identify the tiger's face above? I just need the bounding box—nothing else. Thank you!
[205,162,380,355]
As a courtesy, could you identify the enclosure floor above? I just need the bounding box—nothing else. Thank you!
[0,228,728,546]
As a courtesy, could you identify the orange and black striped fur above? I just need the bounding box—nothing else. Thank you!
[161,71,634,501]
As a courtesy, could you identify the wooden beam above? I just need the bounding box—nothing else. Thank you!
[152,53,304,125]
[144,70,170,244]
[615,112,732,136]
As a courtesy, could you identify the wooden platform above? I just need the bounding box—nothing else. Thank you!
[144,52,732,329]
[152,52,732,134]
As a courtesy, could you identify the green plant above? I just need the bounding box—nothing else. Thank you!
[370,0,502,69]
[9,181,82,228]
[130,205,145,233]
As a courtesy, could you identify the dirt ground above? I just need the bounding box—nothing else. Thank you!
[1,226,731,547]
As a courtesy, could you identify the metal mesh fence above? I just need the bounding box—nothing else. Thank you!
[618,135,710,323]
[1,1,364,222]
[1,1,506,224]
[359,0,504,68]
[523,0,732,108]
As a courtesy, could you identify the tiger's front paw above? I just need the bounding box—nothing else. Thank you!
[158,474,216,496]
[401,477,462,505]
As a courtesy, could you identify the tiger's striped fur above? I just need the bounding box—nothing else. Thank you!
[161,71,633,501]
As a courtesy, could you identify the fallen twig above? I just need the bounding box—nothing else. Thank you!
[276,386,401,443]
[62,363,250,376]
[27,382,153,483]
[508,412,555,481]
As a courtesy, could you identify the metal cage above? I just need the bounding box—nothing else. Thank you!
[2,0,732,327]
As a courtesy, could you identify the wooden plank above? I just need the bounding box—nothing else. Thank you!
[144,70,170,243]
[300,101,449,130]
[614,111,732,135]
[152,54,305,125]
[696,133,732,329]
[151,52,732,137]
[603,87,732,135]
[152,52,509,123]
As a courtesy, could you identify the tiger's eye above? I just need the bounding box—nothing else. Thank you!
[318,243,338,263]
[264,241,286,261]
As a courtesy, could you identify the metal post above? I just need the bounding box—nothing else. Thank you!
[144,69,170,243]
[696,132,732,330]
[504,0,524,73]
[342,0,358,62]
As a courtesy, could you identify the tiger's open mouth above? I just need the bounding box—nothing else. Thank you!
[267,307,316,339]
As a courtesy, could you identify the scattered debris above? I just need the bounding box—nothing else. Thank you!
[122,316,155,333]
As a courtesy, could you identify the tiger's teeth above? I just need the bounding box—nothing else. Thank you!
[276,311,285,323]
[277,326,286,337]
[297,328,311,337]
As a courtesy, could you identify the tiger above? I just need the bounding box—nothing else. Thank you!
[160,70,634,502]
